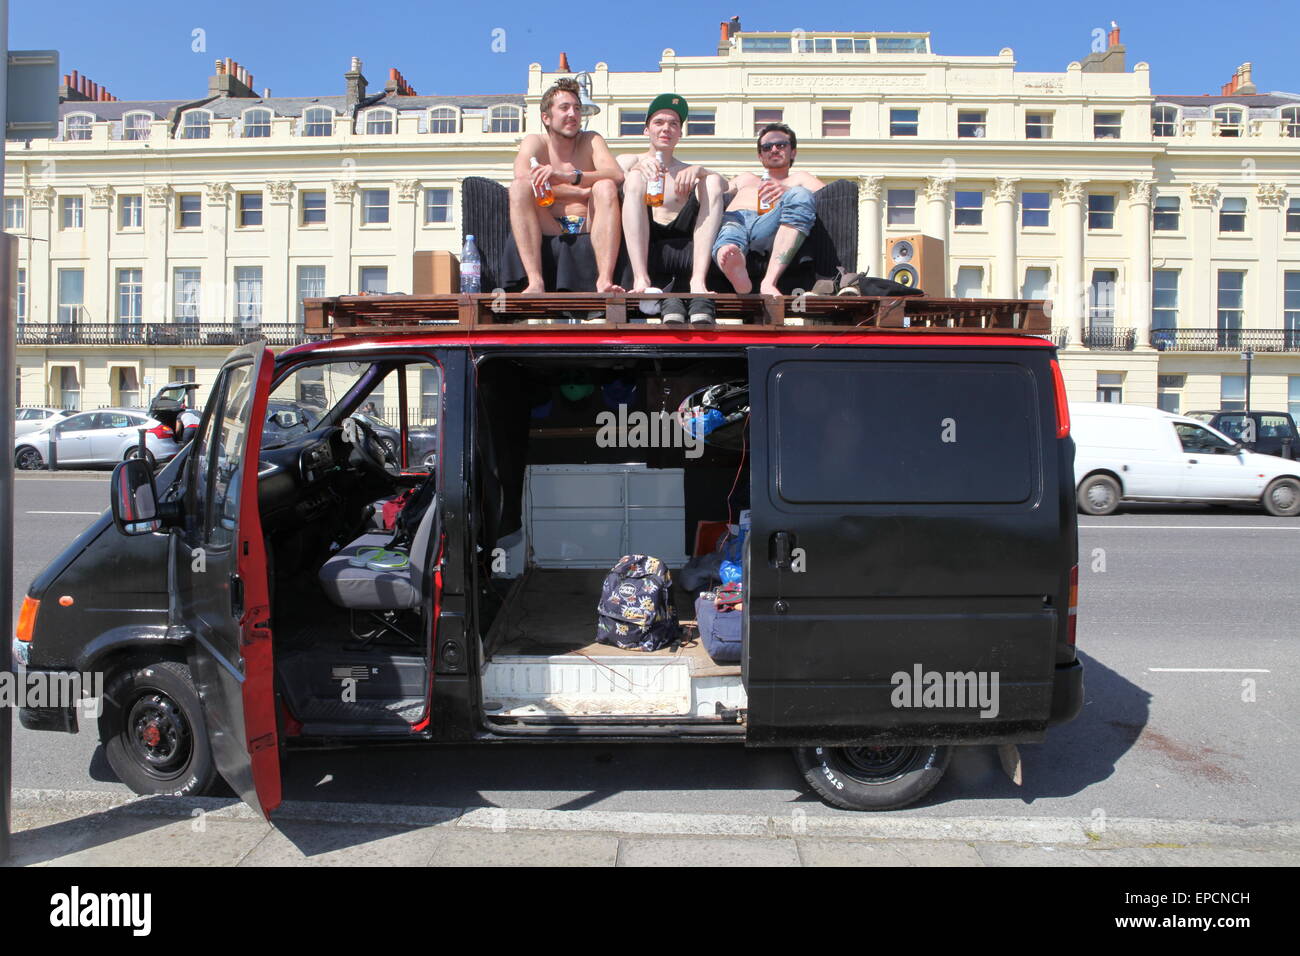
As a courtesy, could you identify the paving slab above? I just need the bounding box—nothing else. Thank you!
[238,822,445,866]
[33,818,271,867]
[429,830,619,867]
[796,838,985,866]
[617,836,801,867]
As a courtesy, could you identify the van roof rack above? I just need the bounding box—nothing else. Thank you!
[303,292,1049,337]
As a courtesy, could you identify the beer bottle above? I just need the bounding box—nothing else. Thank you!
[757,172,775,214]
[645,151,665,207]
[530,156,554,207]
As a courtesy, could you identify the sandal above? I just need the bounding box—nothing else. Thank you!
[688,297,716,325]
[661,297,687,324]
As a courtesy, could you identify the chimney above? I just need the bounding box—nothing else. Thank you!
[262,88,271,98]
[59,70,117,103]
[209,57,257,97]
[1108,22,1120,47]
[718,16,741,54]
[1081,20,1126,73]
[1236,62,1256,95]
[345,56,368,109]
[558,52,571,73]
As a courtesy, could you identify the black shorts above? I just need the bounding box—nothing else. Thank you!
[647,193,700,241]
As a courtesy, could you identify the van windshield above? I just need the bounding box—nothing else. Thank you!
[263,361,374,449]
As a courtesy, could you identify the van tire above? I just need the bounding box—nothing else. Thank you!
[793,744,951,811]
[1077,474,1121,515]
[100,660,219,798]
[1262,477,1300,517]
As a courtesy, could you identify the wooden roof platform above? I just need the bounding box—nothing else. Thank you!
[303,292,1049,337]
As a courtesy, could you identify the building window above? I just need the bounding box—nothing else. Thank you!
[301,190,327,225]
[954,190,984,227]
[420,367,440,423]
[1284,271,1300,349]
[302,107,334,136]
[116,268,143,324]
[424,187,452,224]
[687,109,716,136]
[114,367,141,408]
[1096,372,1123,404]
[957,110,986,138]
[1156,375,1183,413]
[822,108,851,137]
[4,196,23,230]
[1089,270,1117,328]
[57,268,84,324]
[877,36,928,52]
[63,113,93,141]
[1087,193,1116,229]
[1152,270,1179,331]
[1021,191,1050,228]
[16,268,26,322]
[359,266,388,295]
[1025,112,1053,139]
[428,107,458,134]
[241,108,272,137]
[1219,196,1247,233]
[61,196,84,229]
[177,193,201,228]
[796,35,834,53]
[55,367,81,410]
[1283,107,1300,138]
[1289,199,1300,234]
[741,36,795,52]
[118,194,143,229]
[365,109,394,134]
[1151,105,1178,137]
[619,110,647,137]
[954,266,984,298]
[753,108,783,135]
[361,189,389,224]
[238,192,263,227]
[1290,376,1300,421]
[1217,270,1245,347]
[122,112,152,141]
[1093,111,1122,139]
[296,265,326,324]
[487,105,521,133]
[1214,107,1243,137]
[886,189,916,226]
[234,266,263,327]
[169,367,197,403]
[174,268,201,323]
[180,110,210,139]
[1220,375,1246,411]
[1153,195,1180,231]
[1021,267,1051,300]
[889,108,919,137]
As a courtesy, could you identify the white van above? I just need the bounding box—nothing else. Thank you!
[1070,402,1300,516]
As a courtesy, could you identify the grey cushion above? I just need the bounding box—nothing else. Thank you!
[318,557,418,610]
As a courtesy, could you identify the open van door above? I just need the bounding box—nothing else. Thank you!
[175,343,280,817]
[744,345,1063,747]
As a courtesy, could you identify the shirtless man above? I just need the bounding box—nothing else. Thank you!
[617,94,725,301]
[509,77,625,293]
[713,123,826,295]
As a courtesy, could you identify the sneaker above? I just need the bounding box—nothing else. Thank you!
[661,297,687,324]
[688,297,716,325]
[638,287,663,316]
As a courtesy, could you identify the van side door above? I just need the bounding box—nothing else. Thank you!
[175,343,280,817]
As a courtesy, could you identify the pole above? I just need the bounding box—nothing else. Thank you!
[1244,349,1253,413]
[1,0,15,863]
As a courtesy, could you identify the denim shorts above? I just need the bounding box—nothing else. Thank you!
[711,185,816,258]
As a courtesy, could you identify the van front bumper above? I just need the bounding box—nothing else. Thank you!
[19,703,79,733]
[1048,658,1084,726]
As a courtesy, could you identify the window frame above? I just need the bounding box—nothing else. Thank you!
[487,105,521,134]
[173,267,202,324]
[1218,196,1247,234]
[1093,111,1122,140]
[363,107,396,135]
[233,265,264,327]
[956,109,986,139]
[63,112,94,141]
[300,189,327,226]
[1151,105,1178,137]
[1087,193,1117,230]
[1213,106,1244,137]
[886,188,916,226]
[122,111,153,141]
[1282,107,1300,138]
[1288,199,1300,235]
[1152,269,1179,331]
[953,190,985,228]
[176,192,202,229]
[753,108,784,136]
[295,265,327,324]
[117,193,143,230]
[1153,194,1181,232]
[240,108,273,138]
[301,107,335,137]
[4,195,24,230]
[237,191,264,228]
[115,267,144,324]
[60,195,84,230]
[358,266,389,295]
[179,109,212,140]
[1217,269,1246,344]
[361,188,390,225]
[427,106,459,134]
[423,187,453,225]
[618,109,648,137]
[1025,111,1053,139]
[889,107,919,137]
[686,109,716,136]
[1021,191,1051,228]
[821,108,851,137]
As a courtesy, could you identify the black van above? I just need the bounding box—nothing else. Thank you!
[15,295,1083,813]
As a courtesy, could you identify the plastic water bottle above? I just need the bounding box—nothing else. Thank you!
[460,235,481,294]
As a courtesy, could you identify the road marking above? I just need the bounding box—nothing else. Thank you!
[1081,524,1299,530]
[1148,668,1271,673]
[26,510,100,515]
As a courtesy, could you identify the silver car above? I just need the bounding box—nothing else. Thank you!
[14,407,71,438]
[14,408,181,470]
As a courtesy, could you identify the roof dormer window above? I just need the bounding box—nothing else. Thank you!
[241,108,272,137]
[302,107,334,137]
[1214,107,1243,137]
[63,113,93,141]
[180,110,211,139]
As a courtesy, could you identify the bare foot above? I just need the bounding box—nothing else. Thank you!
[521,282,546,294]
[716,244,751,294]
[688,280,711,295]
[596,280,626,293]
[630,277,654,294]
[759,282,782,297]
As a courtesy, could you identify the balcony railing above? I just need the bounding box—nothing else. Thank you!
[1033,326,1069,348]
[1149,328,1300,352]
[1082,326,1136,350]
[16,322,322,347]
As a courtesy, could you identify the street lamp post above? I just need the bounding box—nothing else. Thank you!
[1241,348,1254,412]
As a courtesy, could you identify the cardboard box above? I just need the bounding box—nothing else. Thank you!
[413,250,460,294]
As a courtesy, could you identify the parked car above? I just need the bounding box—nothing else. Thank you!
[13,408,181,469]
[1185,409,1298,460]
[148,382,202,445]
[1071,402,1300,516]
[14,407,71,437]
[350,411,438,470]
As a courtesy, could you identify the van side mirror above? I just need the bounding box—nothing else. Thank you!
[110,459,164,535]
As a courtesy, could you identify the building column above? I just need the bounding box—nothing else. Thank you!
[1256,182,1287,341]
[205,182,232,321]
[1128,180,1155,349]
[1188,182,1220,340]
[393,179,421,294]
[144,186,172,325]
[88,185,114,323]
[24,186,54,323]
[331,180,357,294]
[1059,179,1087,347]
[993,177,1019,298]
[265,181,294,329]
[924,176,950,293]
[857,175,882,278]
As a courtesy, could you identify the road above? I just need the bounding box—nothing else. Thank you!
[9,472,1299,823]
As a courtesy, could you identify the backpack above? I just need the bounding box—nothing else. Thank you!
[596,554,680,652]
[390,478,437,552]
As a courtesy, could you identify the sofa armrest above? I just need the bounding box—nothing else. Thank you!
[812,179,859,278]
[461,177,511,290]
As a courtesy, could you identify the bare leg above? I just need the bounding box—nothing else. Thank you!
[691,174,726,294]
[715,243,751,294]
[760,225,807,296]
[621,171,653,292]
[508,177,550,293]
[587,179,625,293]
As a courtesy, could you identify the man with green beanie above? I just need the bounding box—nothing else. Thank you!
[617,93,726,323]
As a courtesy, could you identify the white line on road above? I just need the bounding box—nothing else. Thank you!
[1080,525,1299,530]
[1148,668,1271,673]
[26,510,100,515]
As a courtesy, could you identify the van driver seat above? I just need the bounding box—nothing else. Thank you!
[318,493,441,611]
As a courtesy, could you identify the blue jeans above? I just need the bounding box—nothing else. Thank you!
[711,186,816,259]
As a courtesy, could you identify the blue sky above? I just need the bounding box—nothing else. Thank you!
[10,0,1298,101]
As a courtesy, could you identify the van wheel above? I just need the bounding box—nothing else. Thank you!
[100,660,218,797]
[1262,477,1300,517]
[793,744,951,811]
[1077,474,1121,515]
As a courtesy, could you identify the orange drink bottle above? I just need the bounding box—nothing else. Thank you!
[645,151,665,207]
[757,172,774,214]
[530,157,554,207]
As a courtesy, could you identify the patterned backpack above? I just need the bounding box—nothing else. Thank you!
[596,554,680,652]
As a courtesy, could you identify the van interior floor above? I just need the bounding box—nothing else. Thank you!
[482,568,746,720]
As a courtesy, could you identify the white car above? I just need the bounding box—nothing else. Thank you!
[14,407,71,438]
[14,408,181,470]
[1071,402,1300,517]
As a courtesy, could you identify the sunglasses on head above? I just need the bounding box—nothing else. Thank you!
[758,140,791,152]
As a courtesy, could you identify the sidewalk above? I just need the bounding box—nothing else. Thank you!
[6,789,1299,866]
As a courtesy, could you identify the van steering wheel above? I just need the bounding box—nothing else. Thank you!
[342,416,400,478]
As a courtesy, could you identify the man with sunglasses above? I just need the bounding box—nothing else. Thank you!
[713,123,825,295]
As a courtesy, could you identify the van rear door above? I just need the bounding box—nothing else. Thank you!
[744,345,1066,746]
[176,343,280,816]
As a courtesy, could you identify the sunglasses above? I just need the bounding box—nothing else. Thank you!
[758,140,792,152]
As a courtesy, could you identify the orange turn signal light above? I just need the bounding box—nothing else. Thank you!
[16,596,40,642]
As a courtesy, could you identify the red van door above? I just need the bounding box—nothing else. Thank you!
[177,343,280,817]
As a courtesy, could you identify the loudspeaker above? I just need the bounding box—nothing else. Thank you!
[885,234,944,295]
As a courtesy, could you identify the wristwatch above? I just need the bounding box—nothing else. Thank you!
[572,169,583,186]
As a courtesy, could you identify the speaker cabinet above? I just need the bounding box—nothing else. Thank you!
[885,234,944,295]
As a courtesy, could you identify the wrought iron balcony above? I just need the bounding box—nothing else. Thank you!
[16,322,321,347]
[1149,328,1300,352]
[1033,326,1070,348]
[1082,326,1136,350]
